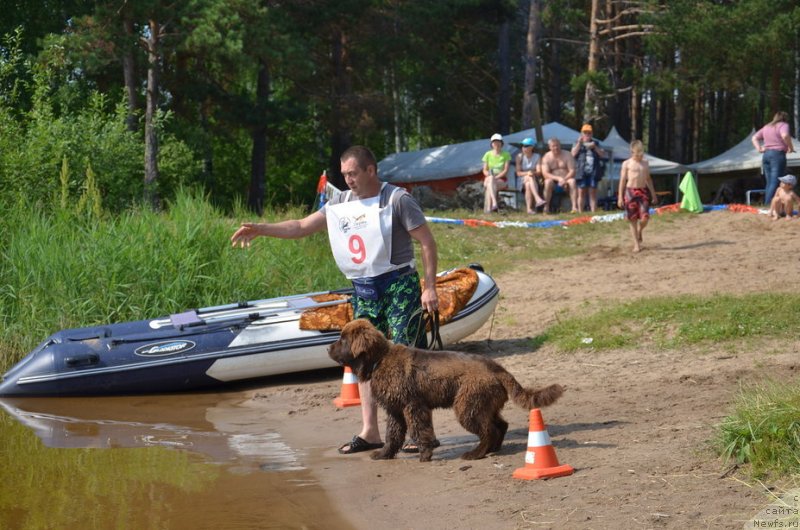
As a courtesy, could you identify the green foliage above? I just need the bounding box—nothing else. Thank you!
[1,0,799,214]
[0,74,202,212]
[716,380,800,477]
[570,70,613,98]
[0,27,30,111]
[537,293,799,352]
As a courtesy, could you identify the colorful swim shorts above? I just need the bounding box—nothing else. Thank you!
[352,271,427,348]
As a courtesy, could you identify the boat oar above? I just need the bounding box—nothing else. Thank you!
[149,296,352,330]
[195,290,344,315]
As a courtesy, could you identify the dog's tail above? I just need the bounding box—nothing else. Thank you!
[500,372,564,409]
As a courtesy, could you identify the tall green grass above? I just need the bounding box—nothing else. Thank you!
[716,380,800,477]
[0,190,342,371]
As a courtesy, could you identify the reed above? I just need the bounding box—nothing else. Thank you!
[0,189,341,372]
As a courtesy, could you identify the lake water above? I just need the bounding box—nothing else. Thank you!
[0,392,352,529]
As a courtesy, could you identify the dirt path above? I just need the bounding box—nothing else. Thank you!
[249,210,800,529]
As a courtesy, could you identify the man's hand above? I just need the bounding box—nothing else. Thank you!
[421,286,439,314]
[231,223,262,248]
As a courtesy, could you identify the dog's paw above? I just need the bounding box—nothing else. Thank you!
[460,449,486,460]
[418,450,433,462]
[370,449,394,460]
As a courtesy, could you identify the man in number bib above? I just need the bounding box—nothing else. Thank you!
[231,145,439,455]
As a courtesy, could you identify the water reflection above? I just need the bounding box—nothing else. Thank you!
[0,395,304,470]
[0,393,351,530]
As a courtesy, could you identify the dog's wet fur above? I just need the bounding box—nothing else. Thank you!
[328,319,564,462]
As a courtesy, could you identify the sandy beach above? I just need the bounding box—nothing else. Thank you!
[242,209,799,529]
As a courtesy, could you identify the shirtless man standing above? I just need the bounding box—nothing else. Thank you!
[541,138,577,214]
[617,140,658,252]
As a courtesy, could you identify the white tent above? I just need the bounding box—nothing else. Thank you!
[602,126,686,175]
[378,122,584,186]
[600,126,687,201]
[689,130,800,174]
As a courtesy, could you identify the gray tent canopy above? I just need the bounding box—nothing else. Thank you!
[378,122,585,187]
[689,130,800,174]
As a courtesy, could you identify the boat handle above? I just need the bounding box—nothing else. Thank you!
[65,353,100,367]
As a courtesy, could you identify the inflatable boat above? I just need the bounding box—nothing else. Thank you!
[0,265,499,396]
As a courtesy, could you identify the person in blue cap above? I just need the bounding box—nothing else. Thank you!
[769,174,800,220]
[516,137,547,214]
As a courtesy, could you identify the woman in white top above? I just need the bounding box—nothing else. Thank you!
[516,137,546,214]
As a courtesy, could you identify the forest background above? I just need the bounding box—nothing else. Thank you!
[0,0,799,214]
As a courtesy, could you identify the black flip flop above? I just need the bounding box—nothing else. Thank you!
[401,439,441,454]
[338,435,384,454]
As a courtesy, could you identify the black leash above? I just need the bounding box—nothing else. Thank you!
[425,310,443,351]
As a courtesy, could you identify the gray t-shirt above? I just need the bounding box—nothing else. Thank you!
[320,183,426,266]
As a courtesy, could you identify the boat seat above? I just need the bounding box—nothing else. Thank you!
[170,310,203,328]
[298,294,353,331]
[298,268,479,331]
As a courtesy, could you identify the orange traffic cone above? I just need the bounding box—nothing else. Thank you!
[333,366,361,408]
[512,408,573,480]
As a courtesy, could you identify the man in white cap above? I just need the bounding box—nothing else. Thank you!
[769,174,800,220]
[481,133,511,213]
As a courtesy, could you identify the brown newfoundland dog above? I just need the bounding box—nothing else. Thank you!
[328,319,564,462]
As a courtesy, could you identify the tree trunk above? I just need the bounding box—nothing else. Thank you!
[673,92,685,162]
[144,19,160,210]
[122,13,138,132]
[795,29,799,135]
[390,66,403,153]
[328,28,351,190]
[770,64,781,116]
[692,90,702,163]
[248,59,270,215]
[630,81,638,141]
[200,100,213,192]
[521,0,543,144]
[648,88,658,151]
[545,32,562,123]
[497,19,511,134]
[583,0,600,123]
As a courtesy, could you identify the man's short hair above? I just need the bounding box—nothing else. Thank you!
[547,137,561,147]
[341,145,377,171]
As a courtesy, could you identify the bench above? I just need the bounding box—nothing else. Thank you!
[498,173,525,210]
[745,189,765,206]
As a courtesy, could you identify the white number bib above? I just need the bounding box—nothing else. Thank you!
[326,185,398,279]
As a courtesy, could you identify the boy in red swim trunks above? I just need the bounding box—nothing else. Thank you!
[617,140,658,252]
